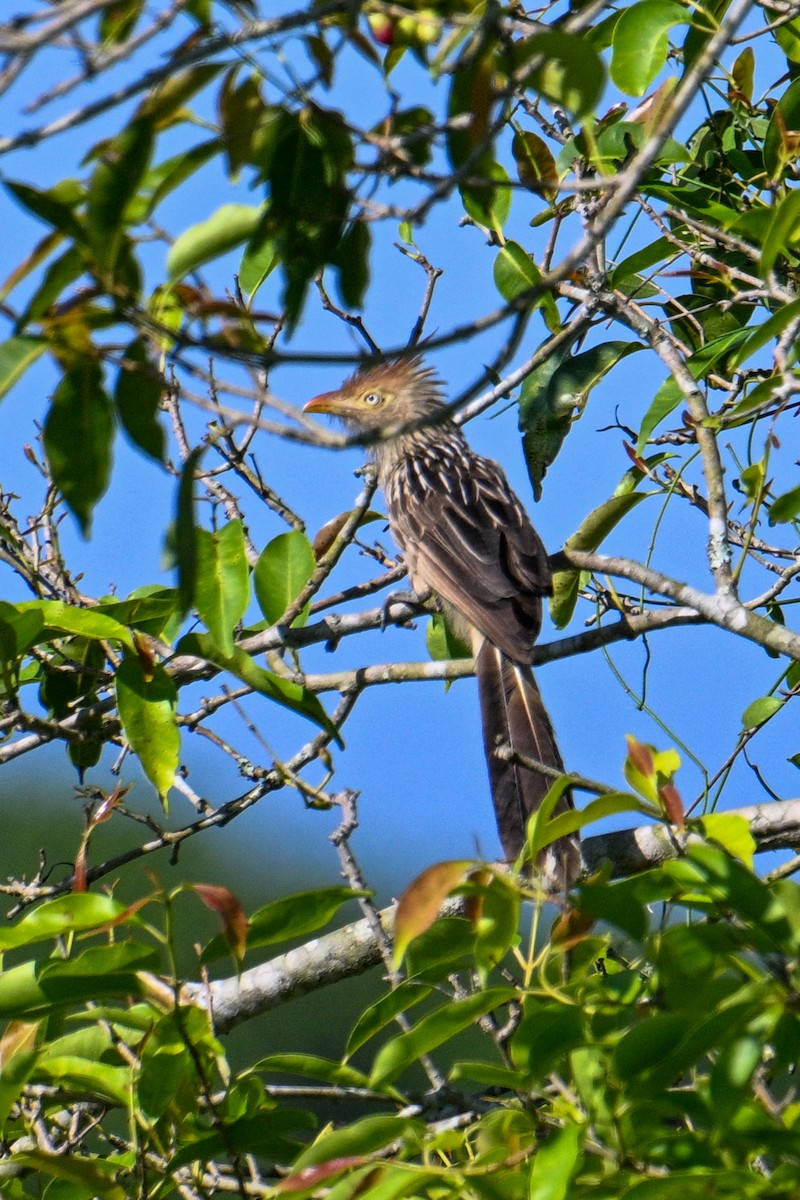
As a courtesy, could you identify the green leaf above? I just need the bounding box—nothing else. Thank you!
[741,695,783,729]
[346,982,433,1058]
[253,1053,371,1089]
[17,599,135,650]
[254,530,315,627]
[43,359,114,536]
[137,61,225,127]
[760,191,800,276]
[114,336,166,461]
[116,655,179,803]
[0,955,149,1021]
[520,30,605,118]
[521,341,642,499]
[202,885,360,962]
[426,612,471,664]
[0,336,46,401]
[0,894,128,952]
[494,241,542,302]
[529,1123,582,1200]
[697,814,755,868]
[511,130,557,200]
[175,445,203,616]
[635,327,751,452]
[177,631,341,743]
[0,601,45,666]
[446,51,495,170]
[332,218,372,309]
[461,161,512,232]
[36,1056,131,1105]
[293,1115,422,1171]
[167,203,264,281]
[550,492,651,628]
[612,1012,687,1081]
[763,76,800,181]
[6,1150,126,1200]
[239,220,279,299]
[86,119,154,267]
[195,519,250,656]
[5,179,88,247]
[611,1,689,96]
[370,988,515,1087]
[769,482,800,525]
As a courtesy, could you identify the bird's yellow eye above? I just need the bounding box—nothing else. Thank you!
[363,391,383,406]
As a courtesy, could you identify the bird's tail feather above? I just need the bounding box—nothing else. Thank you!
[475,641,580,889]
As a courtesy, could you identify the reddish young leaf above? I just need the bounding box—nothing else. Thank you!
[392,860,472,969]
[278,1157,369,1192]
[193,883,247,963]
[659,782,685,827]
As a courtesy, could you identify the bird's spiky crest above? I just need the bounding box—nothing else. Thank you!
[343,354,445,414]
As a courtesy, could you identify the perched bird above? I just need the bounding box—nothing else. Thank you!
[305,355,579,889]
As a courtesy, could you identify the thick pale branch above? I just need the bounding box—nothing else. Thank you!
[192,798,800,1032]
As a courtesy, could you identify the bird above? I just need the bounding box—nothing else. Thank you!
[304,354,580,889]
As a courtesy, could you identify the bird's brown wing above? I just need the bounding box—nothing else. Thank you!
[386,449,552,663]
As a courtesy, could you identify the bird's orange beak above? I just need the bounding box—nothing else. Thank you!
[303,390,341,415]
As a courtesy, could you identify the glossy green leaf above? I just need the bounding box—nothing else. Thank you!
[426,611,471,665]
[635,327,751,452]
[370,988,515,1086]
[6,1150,126,1200]
[86,118,153,267]
[5,179,88,246]
[175,445,203,616]
[760,191,800,276]
[763,76,800,181]
[0,956,148,1021]
[137,61,224,126]
[254,530,315,627]
[167,203,264,282]
[202,885,360,962]
[43,359,114,536]
[446,51,495,170]
[195,519,250,655]
[0,335,46,401]
[550,491,651,628]
[346,981,433,1058]
[611,1,688,96]
[520,30,605,117]
[116,655,179,803]
[17,598,135,650]
[114,335,166,461]
[36,1055,131,1105]
[0,894,127,952]
[697,814,755,868]
[461,160,511,232]
[293,1115,422,1171]
[741,695,783,729]
[239,220,279,299]
[529,1122,582,1200]
[332,217,372,309]
[769,482,800,525]
[0,601,44,666]
[512,130,557,199]
[521,340,642,499]
[253,1053,371,1089]
[177,631,341,743]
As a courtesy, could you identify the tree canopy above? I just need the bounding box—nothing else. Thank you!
[1,0,800,1196]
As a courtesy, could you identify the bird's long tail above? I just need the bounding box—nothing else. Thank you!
[475,641,580,889]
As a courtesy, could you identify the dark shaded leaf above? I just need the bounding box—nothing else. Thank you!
[43,358,114,536]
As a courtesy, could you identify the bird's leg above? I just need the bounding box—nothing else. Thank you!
[379,584,437,631]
